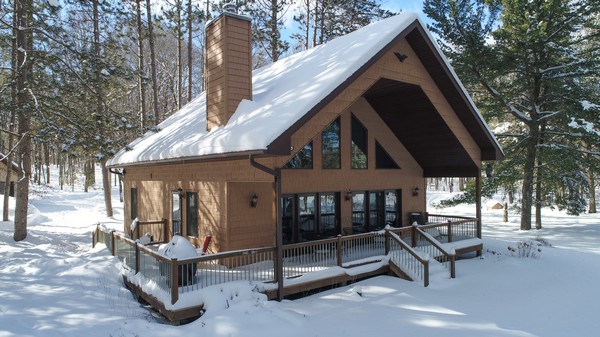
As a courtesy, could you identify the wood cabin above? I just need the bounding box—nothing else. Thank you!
[106,11,503,254]
[0,152,20,197]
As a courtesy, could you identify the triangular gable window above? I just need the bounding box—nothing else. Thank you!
[375,141,400,169]
[283,142,313,169]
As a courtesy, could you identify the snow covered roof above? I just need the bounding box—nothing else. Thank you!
[107,13,501,168]
[0,152,21,174]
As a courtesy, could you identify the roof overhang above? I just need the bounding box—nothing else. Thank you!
[365,79,478,177]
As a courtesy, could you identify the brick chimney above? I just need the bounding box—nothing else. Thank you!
[205,4,252,131]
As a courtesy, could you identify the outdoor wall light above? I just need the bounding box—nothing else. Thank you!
[486,164,493,178]
[412,187,420,197]
[250,194,258,208]
[345,190,353,201]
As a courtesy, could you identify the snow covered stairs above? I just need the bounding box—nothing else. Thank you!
[387,226,465,287]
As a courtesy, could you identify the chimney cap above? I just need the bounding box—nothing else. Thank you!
[223,2,237,14]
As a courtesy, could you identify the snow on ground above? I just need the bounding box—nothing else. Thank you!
[1,176,599,337]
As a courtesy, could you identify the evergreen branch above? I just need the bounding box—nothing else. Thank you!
[472,67,532,124]
[538,143,600,156]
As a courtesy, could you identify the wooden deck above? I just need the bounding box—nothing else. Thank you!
[92,214,482,324]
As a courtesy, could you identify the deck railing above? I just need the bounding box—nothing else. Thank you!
[132,219,168,243]
[92,215,477,306]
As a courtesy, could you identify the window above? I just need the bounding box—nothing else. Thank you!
[320,193,338,236]
[375,141,400,169]
[172,191,182,236]
[186,192,198,237]
[353,190,401,232]
[298,194,316,240]
[281,193,340,243]
[282,196,295,244]
[352,192,366,231]
[385,190,400,226]
[322,118,341,169]
[130,187,138,220]
[369,191,385,228]
[283,142,313,169]
[351,115,368,169]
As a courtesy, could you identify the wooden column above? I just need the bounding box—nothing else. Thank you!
[475,173,482,239]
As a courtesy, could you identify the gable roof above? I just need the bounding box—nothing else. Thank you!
[107,13,502,169]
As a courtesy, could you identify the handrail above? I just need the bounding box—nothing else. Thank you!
[386,231,429,287]
[414,226,456,278]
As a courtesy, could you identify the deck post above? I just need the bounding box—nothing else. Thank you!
[447,220,453,242]
[475,173,482,239]
[337,235,343,266]
[135,243,140,274]
[384,231,390,255]
[274,169,284,301]
[171,258,179,305]
[249,156,283,301]
[110,230,116,256]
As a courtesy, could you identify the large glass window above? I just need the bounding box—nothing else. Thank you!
[281,193,340,243]
[369,191,385,228]
[130,187,138,220]
[353,190,401,232]
[352,192,366,232]
[320,193,338,236]
[172,191,182,236]
[376,141,400,169]
[298,194,316,240]
[351,115,368,169]
[385,190,400,226]
[186,192,198,237]
[283,142,313,169]
[322,118,341,169]
[281,196,295,244]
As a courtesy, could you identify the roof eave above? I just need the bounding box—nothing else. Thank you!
[106,149,268,169]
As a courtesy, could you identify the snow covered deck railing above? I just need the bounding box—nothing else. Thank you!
[92,217,480,322]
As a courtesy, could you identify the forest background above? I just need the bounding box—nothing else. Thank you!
[1,0,598,241]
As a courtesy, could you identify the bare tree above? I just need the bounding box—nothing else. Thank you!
[135,0,148,132]
[92,0,113,217]
[146,0,160,124]
[187,0,193,102]
[13,0,34,241]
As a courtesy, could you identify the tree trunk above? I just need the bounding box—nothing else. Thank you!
[13,0,34,242]
[588,143,597,214]
[3,1,18,222]
[135,0,148,132]
[534,122,546,229]
[93,0,113,217]
[187,0,193,102]
[146,0,160,124]
[520,126,537,231]
[176,0,183,109]
[101,159,113,217]
[270,0,279,62]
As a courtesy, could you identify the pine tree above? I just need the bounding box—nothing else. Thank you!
[424,0,600,229]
